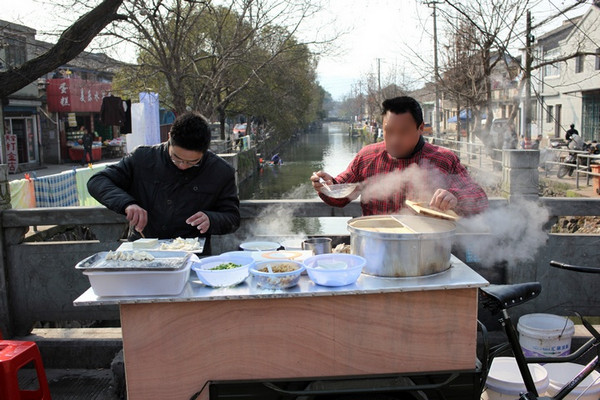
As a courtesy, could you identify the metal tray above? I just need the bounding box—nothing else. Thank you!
[75,251,191,272]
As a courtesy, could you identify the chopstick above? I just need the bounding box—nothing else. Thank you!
[312,172,332,192]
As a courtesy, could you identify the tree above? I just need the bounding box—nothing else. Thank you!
[237,38,322,135]
[108,0,335,137]
[440,0,531,143]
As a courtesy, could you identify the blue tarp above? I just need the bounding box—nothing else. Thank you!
[447,110,486,123]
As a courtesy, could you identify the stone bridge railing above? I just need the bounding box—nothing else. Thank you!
[1,197,599,337]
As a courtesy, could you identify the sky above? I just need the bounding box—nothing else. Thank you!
[2,0,591,101]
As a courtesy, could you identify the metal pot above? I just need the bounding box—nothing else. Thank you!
[347,215,456,277]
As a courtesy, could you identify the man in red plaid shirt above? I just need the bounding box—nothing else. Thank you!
[310,96,488,216]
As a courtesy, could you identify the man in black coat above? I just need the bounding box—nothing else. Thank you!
[87,112,240,254]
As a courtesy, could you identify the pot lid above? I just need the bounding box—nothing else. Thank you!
[347,215,456,234]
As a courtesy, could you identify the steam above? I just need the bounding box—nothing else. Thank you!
[360,162,445,204]
[355,162,550,268]
[456,199,550,268]
[233,162,550,269]
[234,185,315,246]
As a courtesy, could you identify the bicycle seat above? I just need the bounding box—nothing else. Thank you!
[480,282,541,314]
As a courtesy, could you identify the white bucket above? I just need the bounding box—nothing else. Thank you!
[517,313,575,357]
[482,357,549,400]
[544,362,600,400]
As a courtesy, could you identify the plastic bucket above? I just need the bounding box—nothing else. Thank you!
[482,357,549,400]
[517,313,575,357]
[544,362,600,400]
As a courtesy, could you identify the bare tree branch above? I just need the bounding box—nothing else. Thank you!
[0,0,127,98]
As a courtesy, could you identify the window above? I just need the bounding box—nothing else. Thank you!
[547,105,554,123]
[596,47,600,71]
[543,48,561,78]
[5,34,26,68]
[575,54,584,73]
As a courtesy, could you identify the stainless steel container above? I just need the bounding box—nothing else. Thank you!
[347,215,456,277]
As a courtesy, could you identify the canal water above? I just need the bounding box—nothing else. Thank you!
[239,122,368,236]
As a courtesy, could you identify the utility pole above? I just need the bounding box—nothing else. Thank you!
[425,1,442,137]
[432,1,441,137]
[524,10,533,147]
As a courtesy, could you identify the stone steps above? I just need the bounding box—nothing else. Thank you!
[17,327,123,369]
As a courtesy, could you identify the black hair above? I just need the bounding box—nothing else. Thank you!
[570,124,575,128]
[169,112,211,152]
[381,96,424,127]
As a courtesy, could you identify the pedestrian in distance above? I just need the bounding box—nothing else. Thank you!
[80,126,95,165]
[565,124,579,142]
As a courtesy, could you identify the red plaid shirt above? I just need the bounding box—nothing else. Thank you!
[319,139,488,216]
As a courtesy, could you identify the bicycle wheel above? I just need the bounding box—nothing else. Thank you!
[557,164,570,178]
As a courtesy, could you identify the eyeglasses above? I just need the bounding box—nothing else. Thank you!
[169,146,202,167]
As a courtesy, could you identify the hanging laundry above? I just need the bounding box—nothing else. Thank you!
[100,95,126,126]
[75,163,109,206]
[140,92,161,146]
[120,99,132,134]
[33,171,79,207]
[9,178,36,209]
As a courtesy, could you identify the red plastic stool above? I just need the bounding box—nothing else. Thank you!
[0,340,52,400]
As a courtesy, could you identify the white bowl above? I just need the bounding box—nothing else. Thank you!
[192,255,254,287]
[303,254,365,286]
[318,183,359,199]
[280,238,304,250]
[239,241,281,251]
[250,260,305,289]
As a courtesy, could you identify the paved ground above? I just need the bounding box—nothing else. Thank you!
[19,368,121,400]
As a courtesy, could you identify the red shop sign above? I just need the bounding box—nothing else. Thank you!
[47,78,113,112]
[6,134,18,173]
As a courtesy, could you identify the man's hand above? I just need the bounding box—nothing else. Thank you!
[429,189,457,211]
[310,171,334,192]
[125,204,148,233]
[186,211,211,234]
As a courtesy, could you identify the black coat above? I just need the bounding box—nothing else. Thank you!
[87,143,240,253]
[82,132,94,149]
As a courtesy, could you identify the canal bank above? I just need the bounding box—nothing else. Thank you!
[212,124,325,188]
[239,122,363,200]
[235,122,365,237]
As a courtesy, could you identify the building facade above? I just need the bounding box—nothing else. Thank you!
[0,20,43,173]
[535,6,600,141]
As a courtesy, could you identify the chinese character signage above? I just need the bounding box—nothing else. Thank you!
[6,134,18,173]
[47,78,113,112]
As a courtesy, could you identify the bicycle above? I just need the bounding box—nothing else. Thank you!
[478,260,600,400]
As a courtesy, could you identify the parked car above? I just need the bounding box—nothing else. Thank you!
[233,123,247,137]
